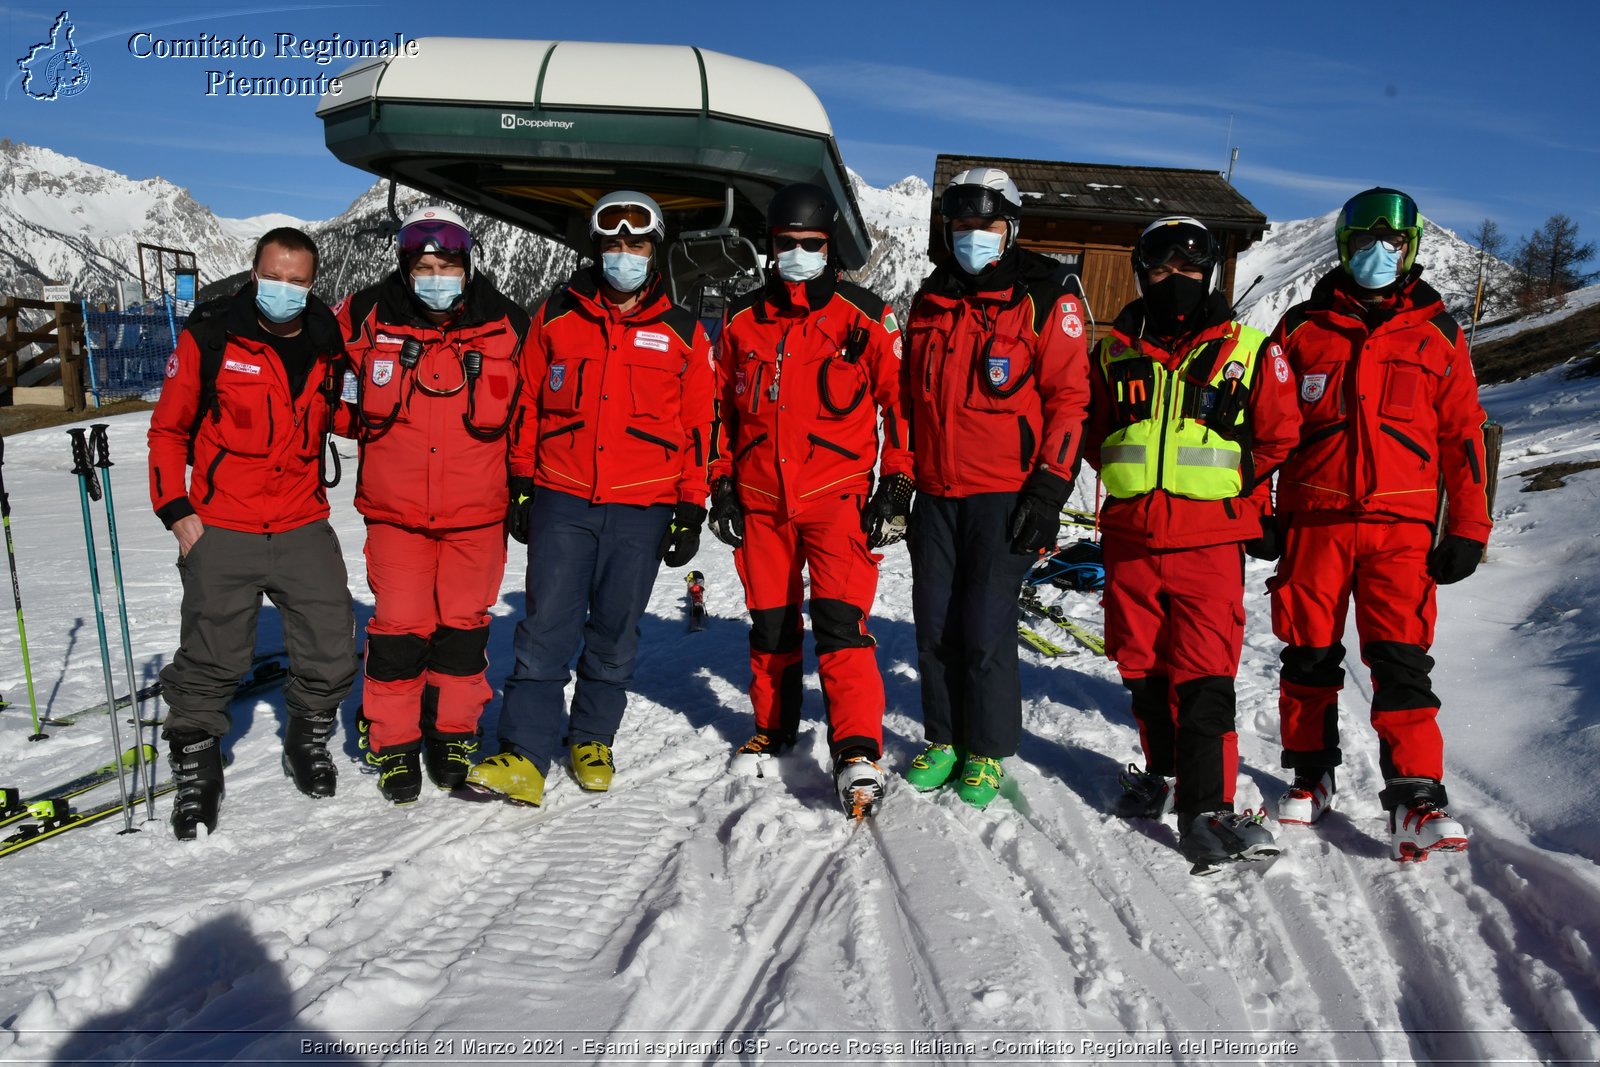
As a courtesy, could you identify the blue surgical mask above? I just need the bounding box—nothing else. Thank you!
[776,247,828,282]
[254,278,309,323]
[952,229,1005,274]
[412,273,465,311]
[1347,241,1402,290]
[601,252,651,293]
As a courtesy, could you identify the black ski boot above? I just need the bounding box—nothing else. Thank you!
[169,732,224,841]
[283,709,338,798]
[423,732,479,790]
[367,743,422,804]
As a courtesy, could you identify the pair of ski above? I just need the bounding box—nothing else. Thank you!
[0,744,177,857]
[45,650,288,728]
[0,657,290,858]
[1018,588,1106,657]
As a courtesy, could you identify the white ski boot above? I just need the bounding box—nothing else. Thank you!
[1278,770,1336,826]
[835,753,886,820]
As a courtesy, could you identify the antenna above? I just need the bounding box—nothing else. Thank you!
[1223,113,1234,175]
[1227,147,1239,185]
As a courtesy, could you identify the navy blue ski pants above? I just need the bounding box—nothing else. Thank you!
[908,492,1037,758]
[497,490,672,772]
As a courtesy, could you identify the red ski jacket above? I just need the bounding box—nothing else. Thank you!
[337,273,530,530]
[710,276,911,518]
[511,270,714,507]
[901,250,1090,497]
[1269,270,1492,543]
[148,287,351,534]
[1084,294,1303,550]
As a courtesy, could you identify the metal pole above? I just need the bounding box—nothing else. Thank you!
[1468,243,1487,350]
[79,299,103,409]
[67,429,137,833]
[0,437,45,740]
[89,424,157,818]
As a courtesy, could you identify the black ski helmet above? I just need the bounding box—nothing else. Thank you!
[1131,216,1221,296]
[766,182,838,238]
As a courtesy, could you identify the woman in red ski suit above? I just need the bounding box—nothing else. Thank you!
[1267,187,1491,861]
[1086,217,1300,870]
[338,206,529,802]
[707,182,911,818]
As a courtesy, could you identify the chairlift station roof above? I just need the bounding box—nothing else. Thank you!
[318,38,871,268]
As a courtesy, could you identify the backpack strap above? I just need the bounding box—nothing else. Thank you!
[182,300,233,455]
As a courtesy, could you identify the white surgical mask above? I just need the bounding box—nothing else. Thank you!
[1347,241,1402,289]
[412,273,464,311]
[255,278,309,323]
[601,252,651,293]
[952,229,1005,274]
[776,247,828,282]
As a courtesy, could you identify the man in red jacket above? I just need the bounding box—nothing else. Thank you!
[338,205,530,804]
[147,227,356,839]
[899,167,1091,808]
[467,191,714,806]
[1087,217,1301,871]
[1268,188,1491,861]
[708,182,912,819]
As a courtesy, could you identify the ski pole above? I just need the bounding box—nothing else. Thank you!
[0,436,45,741]
[89,424,157,818]
[67,429,137,833]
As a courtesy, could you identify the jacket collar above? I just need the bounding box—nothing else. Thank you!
[231,282,342,356]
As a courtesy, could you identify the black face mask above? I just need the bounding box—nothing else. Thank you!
[1143,273,1207,330]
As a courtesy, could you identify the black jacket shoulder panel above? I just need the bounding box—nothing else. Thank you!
[657,304,700,348]
[834,282,888,324]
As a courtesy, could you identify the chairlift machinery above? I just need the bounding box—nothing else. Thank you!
[316,39,872,313]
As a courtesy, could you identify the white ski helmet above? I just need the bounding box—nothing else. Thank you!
[940,167,1024,250]
[398,205,473,279]
[1132,215,1220,296]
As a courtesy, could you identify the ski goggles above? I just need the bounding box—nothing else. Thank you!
[1135,219,1217,271]
[399,219,472,259]
[772,235,828,252]
[939,184,1019,221]
[592,201,661,237]
[1339,189,1418,234]
[1347,230,1411,252]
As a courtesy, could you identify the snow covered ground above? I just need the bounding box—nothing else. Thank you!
[2,338,1599,1063]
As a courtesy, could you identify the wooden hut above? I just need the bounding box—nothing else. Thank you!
[931,155,1267,342]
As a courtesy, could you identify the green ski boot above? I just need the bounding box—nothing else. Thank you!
[955,755,1004,809]
[904,743,963,791]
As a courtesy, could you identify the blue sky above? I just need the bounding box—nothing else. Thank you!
[3,0,1594,248]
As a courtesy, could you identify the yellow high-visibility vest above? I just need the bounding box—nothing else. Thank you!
[1097,322,1267,500]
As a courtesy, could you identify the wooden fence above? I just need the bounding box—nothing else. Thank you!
[1,296,88,411]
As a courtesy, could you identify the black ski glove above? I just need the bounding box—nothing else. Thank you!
[1427,534,1485,585]
[708,477,744,549]
[861,473,914,549]
[658,503,707,567]
[1009,469,1072,554]
[1244,514,1283,561]
[507,476,535,545]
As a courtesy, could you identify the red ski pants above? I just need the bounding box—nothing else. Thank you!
[1103,537,1244,816]
[362,521,507,752]
[1270,515,1442,781]
[732,494,884,758]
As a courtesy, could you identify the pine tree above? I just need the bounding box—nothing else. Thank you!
[1512,214,1597,311]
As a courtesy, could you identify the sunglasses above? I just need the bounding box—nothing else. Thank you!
[1348,231,1411,252]
[772,235,828,253]
[398,219,472,259]
[593,202,660,237]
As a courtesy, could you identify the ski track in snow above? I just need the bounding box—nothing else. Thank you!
[2,385,1599,1063]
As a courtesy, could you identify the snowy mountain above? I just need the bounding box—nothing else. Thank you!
[0,140,296,304]
[0,138,1513,335]
[1235,209,1504,332]
[2,296,1599,1060]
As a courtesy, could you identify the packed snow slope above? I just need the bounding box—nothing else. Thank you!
[2,324,1600,1063]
